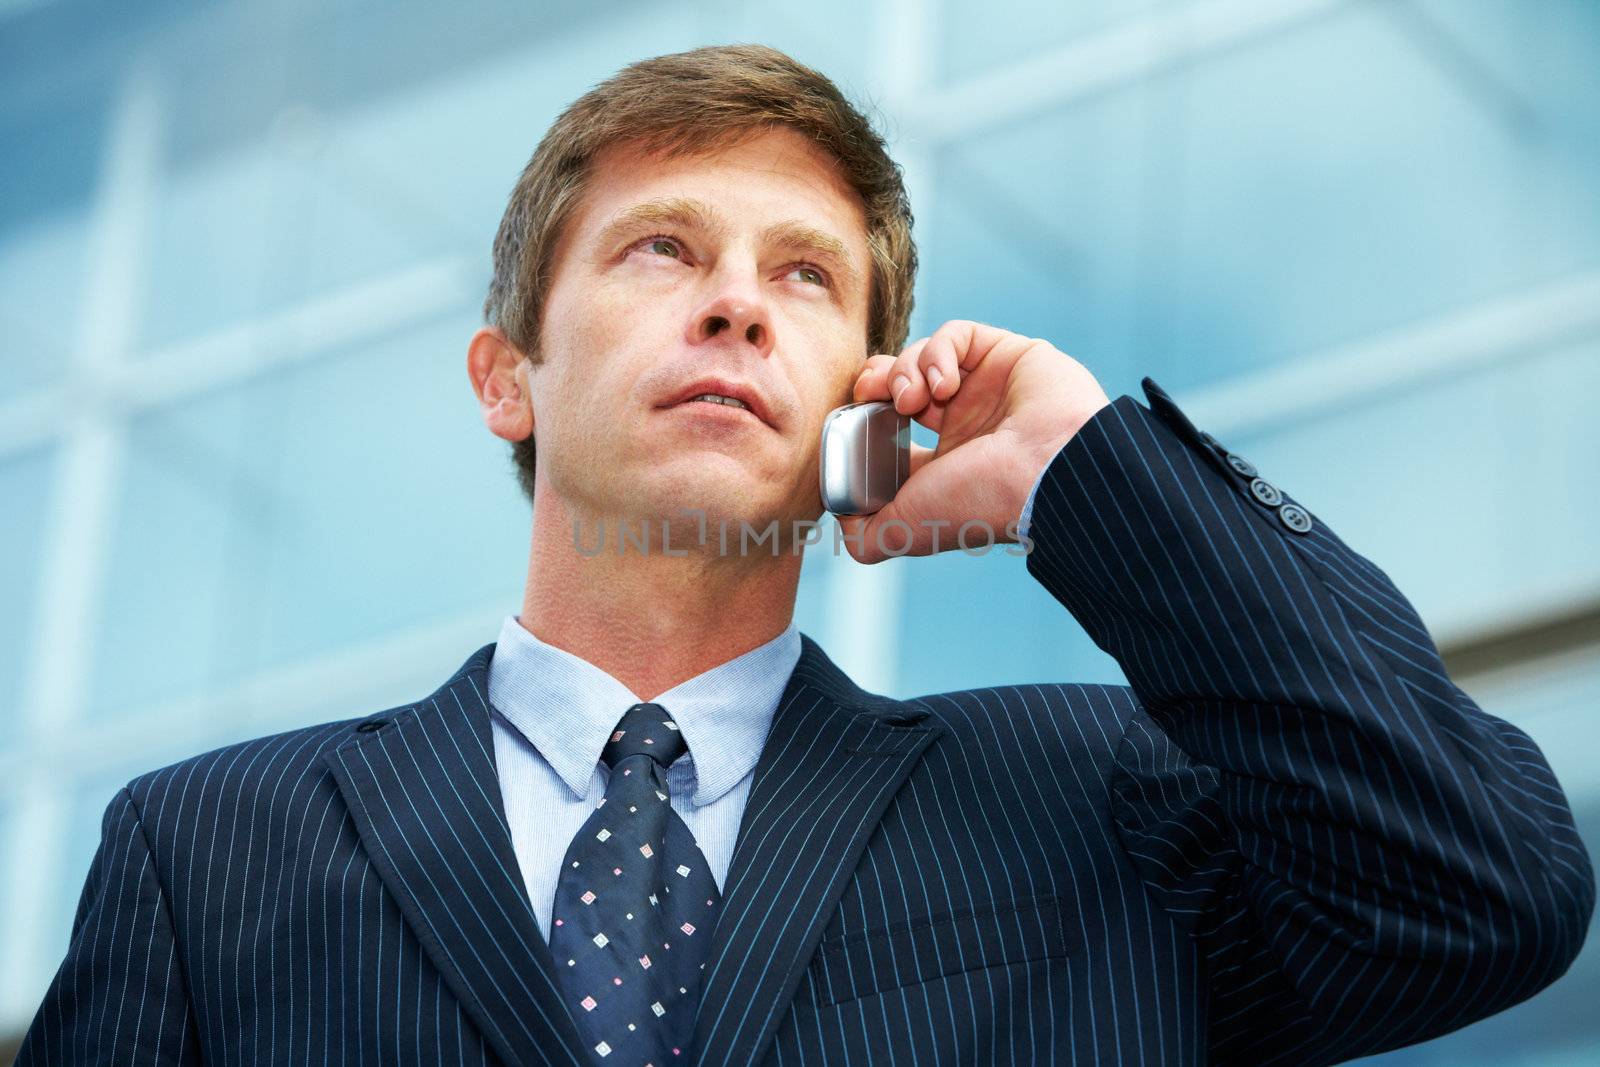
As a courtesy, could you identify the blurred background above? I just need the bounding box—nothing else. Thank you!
[2,0,1596,1061]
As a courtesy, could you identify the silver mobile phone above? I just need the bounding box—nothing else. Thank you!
[819,401,911,515]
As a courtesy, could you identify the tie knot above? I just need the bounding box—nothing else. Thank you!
[601,702,687,772]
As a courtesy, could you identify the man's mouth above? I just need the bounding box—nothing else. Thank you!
[657,377,777,428]
[683,393,752,411]
[663,395,765,430]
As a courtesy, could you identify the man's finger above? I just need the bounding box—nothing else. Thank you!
[834,444,939,563]
[852,354,898,403]
[887,337,934,414]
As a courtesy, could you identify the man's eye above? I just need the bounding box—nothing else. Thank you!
[641,236,683,259]
[788,265,827,287]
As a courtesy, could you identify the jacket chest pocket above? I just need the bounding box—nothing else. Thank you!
[812,894,1077,1007]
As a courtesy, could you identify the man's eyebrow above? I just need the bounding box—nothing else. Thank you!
[593,196,864,295]
[594,197,731,249]
[760,219,863,295]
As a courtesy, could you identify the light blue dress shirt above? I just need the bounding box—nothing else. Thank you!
[487,613,803,942]
[487,458,1047,942]
[1018,455,1050,542]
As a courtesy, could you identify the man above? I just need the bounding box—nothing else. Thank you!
[18,43,1594,1067]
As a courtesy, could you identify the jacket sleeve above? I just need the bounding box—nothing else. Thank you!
[1022,377,1596,1065]
[15,785,202,1065]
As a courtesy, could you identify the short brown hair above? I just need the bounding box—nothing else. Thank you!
[483,43,918,507]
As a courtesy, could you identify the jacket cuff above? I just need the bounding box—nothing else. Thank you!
[1020,375,1328,708]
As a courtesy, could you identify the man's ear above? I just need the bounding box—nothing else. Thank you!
[468,326,534,444]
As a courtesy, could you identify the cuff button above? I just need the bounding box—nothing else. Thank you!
[1225,453,1258,478]
[1278,503,1314,534]
[1249,478,1283,507]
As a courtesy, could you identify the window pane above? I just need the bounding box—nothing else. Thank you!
[0,446,56,751]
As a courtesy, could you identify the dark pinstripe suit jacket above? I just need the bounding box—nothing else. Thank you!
[19,378,1595,1066]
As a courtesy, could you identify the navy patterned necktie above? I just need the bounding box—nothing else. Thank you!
[549,702,722,1064]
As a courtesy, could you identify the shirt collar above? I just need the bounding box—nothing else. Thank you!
[487,613,801,807]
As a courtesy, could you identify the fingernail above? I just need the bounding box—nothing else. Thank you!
[927,366,943,392]
[891,374,910,402]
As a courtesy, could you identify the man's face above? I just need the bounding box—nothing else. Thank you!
[527,125,874,534]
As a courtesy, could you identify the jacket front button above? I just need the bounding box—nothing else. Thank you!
[1225,453,1257,478]
[1249,478,1283,507]
[1279,503,1314,534]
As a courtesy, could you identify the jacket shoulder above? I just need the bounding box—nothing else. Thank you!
[121,704,406,818]
[119,643,493,813]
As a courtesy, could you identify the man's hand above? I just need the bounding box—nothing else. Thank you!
[838,319,1110,563]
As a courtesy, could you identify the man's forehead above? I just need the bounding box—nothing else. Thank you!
[584,129,866,232]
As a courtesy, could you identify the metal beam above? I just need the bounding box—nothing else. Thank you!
[1443,596,1600,683]
[0,255,476,458]
[900,0,1347,143]
[0,58,161,1023]
[1175,269,1600,441]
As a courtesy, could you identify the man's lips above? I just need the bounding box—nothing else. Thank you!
[656,376,777,428]
[665,398,762,420]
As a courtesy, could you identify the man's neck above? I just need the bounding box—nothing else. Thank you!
[517,491,804,702]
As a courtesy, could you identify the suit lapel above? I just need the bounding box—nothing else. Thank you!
[689,633,944,1067]
[325,642,590,1067]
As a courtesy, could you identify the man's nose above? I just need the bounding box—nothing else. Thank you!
[687,276,773,357]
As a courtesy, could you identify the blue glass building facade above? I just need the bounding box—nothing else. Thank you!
[2,1,1596,1060]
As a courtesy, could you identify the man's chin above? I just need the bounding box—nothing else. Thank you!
[617,476,768,532]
